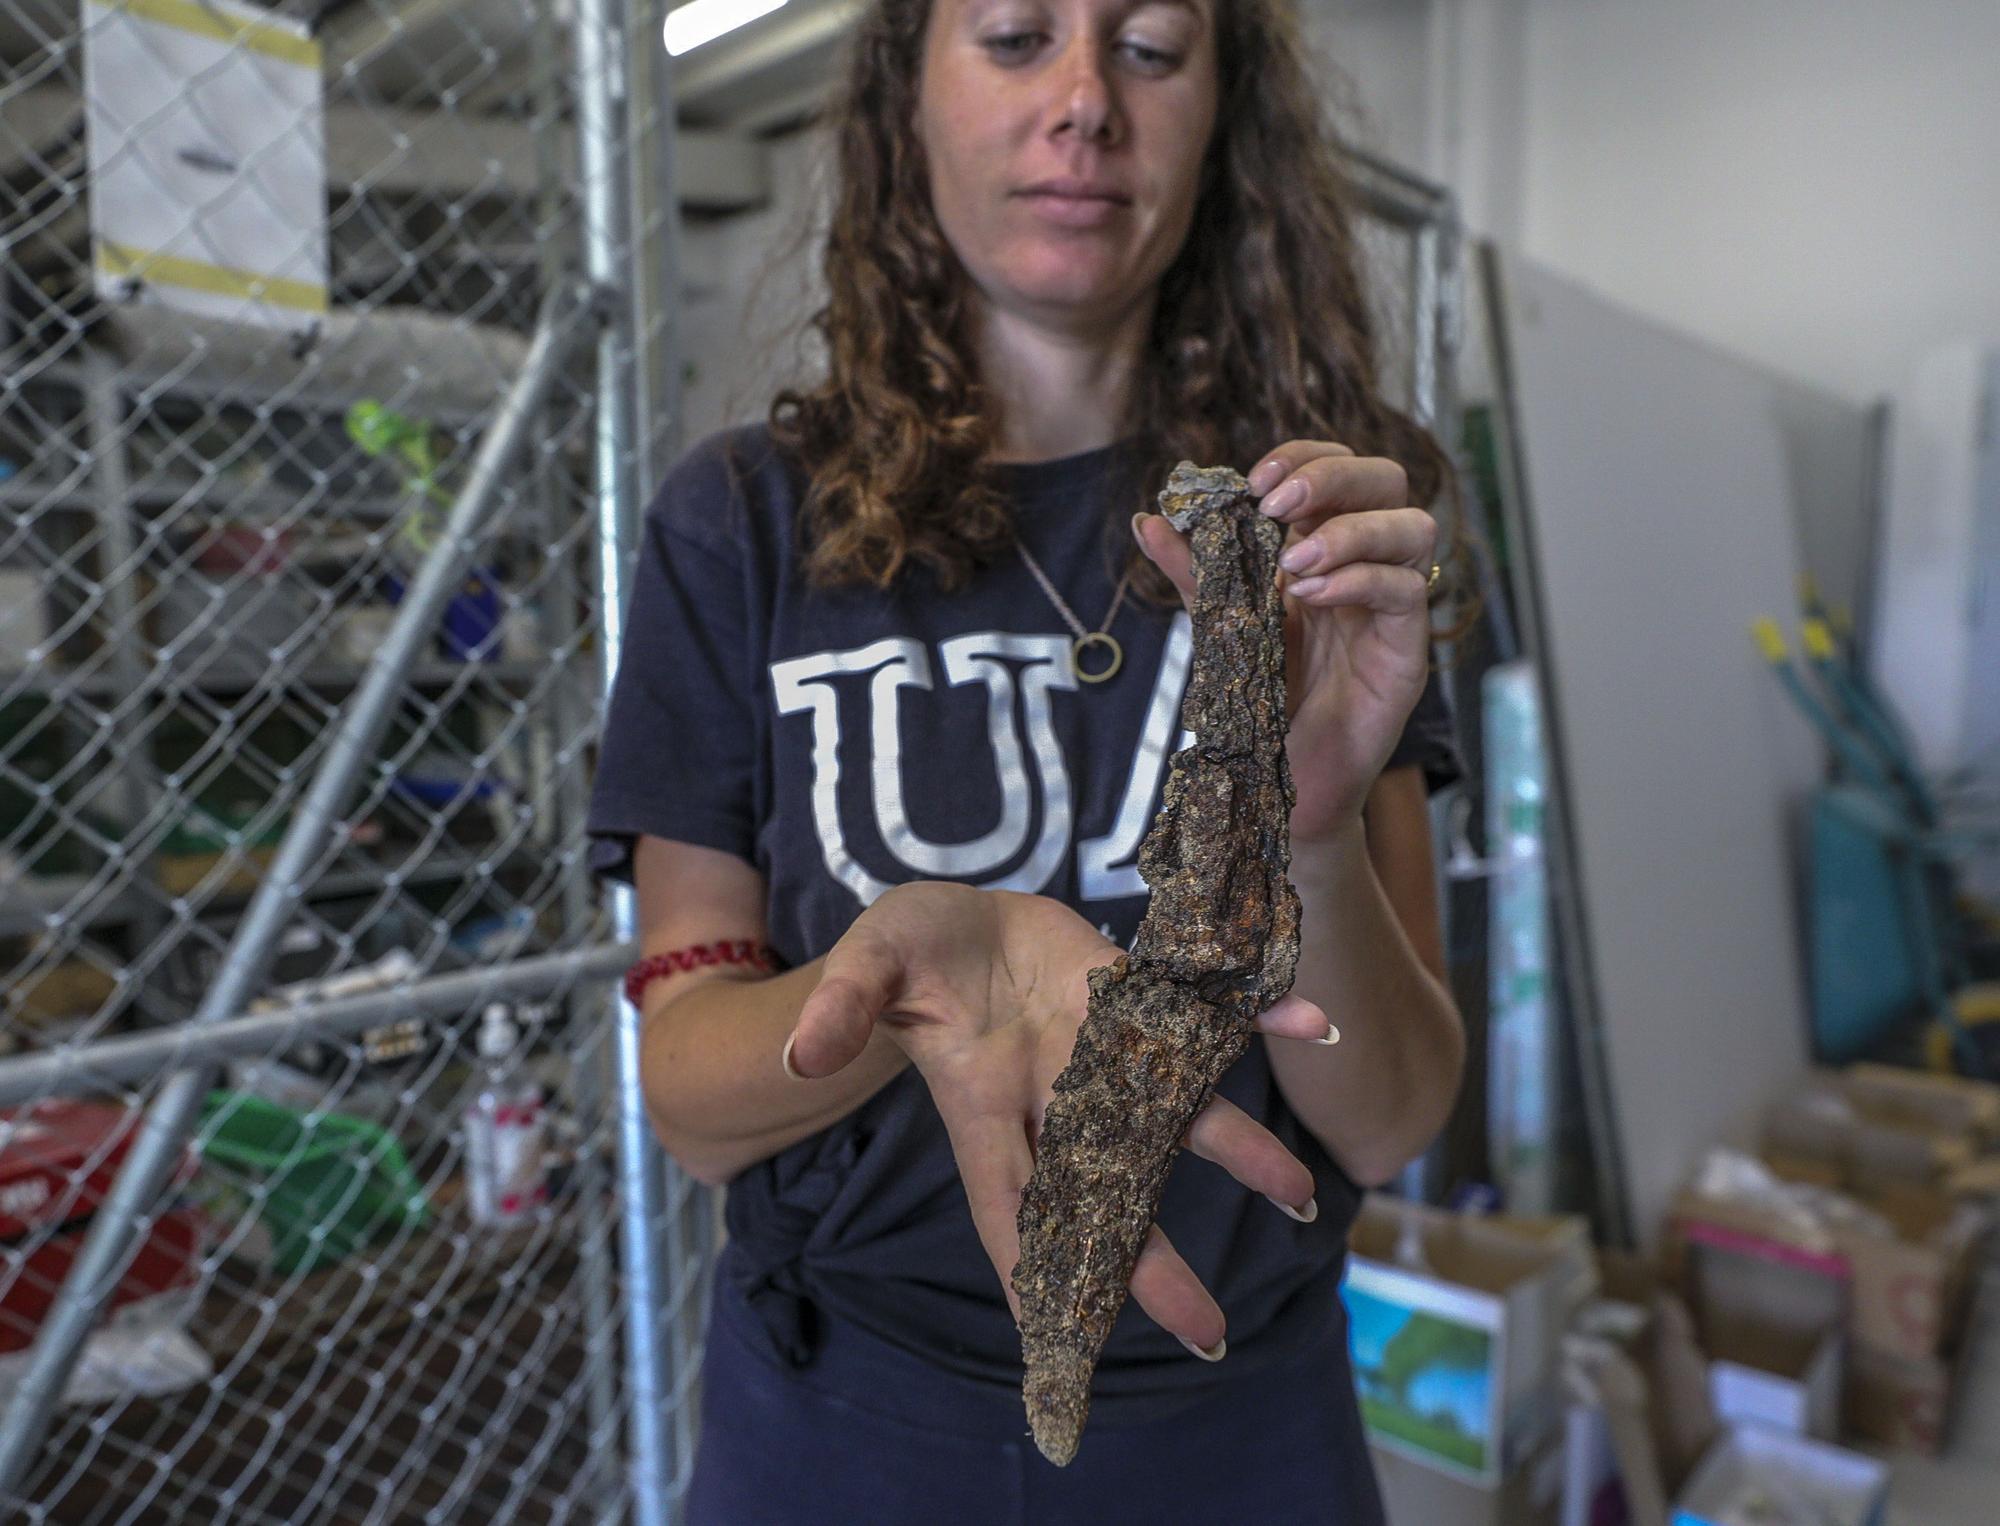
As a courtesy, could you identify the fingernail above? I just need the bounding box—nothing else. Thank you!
[1248,460,1281,494]
[1316,1024,1341,1046]
[1130,511,1152,541]
[781,1031,806,1080]
[1279,541,1316,574]
[1178,1334,1227,1362]
[1269,1194,1318,1224]
[1287,574,1327,599]
[1260,480,1301,516]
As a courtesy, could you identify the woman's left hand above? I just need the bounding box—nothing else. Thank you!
[1133,440,1437,844]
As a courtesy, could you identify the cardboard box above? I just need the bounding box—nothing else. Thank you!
[1843,1062,2000,1148]
[1590,1254,1721,1491]
[0,1101,203,1356]
[1706,1330,1843,1440]
[154,846,280,898]
[1562,1255,1713,1526]
[6,961,118,1028]
[1345,1197,1595,1484]
[1838,1191,1989,1363]
[1840,1261,1986,1462]
[1757,1119,1993,1364]
[1,1100,154,1236]
[1763,1078,1973,1204]
[1843,1341,1954,1456]
[1671,1426,1888,1526]
[1692,1115,1994,1368]
[1372,1434,1564,1526]
[0,1209,203,1355]
[1764,1065,2000,1204]
[1679,1214,1848,1440]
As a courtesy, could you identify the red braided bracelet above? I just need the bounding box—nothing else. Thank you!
[624,940,782,1009]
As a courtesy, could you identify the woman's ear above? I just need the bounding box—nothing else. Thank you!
[1131,513,1196,607]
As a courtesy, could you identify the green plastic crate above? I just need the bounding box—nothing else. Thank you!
[197,1092,429,1276]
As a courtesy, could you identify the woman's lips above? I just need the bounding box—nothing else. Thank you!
[1017,191,1130,228]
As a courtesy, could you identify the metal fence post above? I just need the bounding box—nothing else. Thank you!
[0,944,635,1108]
[0,286,594,1501]
[572,0,684,1522]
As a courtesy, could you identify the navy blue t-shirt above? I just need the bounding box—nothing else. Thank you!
[588,424,1462,1420]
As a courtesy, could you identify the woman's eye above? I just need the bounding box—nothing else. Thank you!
[1120,39,1180,71]
[982,31,1045,60]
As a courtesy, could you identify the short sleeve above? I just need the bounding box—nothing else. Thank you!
[586,457,761,882]
[1383,660,1465,797]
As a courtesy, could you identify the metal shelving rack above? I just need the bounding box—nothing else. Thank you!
[2,310,575,1024]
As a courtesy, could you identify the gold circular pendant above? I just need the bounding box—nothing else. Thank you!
[1074,632,1123,684]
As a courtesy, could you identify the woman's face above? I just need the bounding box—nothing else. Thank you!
[915,0,1219,331]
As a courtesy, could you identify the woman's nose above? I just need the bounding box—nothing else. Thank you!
[1052,41,1120,146]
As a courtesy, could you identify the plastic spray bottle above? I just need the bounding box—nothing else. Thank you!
[464,1003,548,1226]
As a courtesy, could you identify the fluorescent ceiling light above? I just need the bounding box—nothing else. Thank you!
[664,0,789,56]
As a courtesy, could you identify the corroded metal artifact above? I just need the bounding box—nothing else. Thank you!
[1012,461,1301,1465]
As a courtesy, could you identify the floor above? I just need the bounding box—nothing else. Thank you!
[16,1203,601,1523]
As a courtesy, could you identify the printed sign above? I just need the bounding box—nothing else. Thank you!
[84,0,327,328]
[1343,1255,1510,1484]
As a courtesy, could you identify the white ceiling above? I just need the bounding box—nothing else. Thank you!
[668,0,859,131]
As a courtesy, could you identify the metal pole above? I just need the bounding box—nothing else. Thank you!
[80,351,148,840]
[0,943,635,1108]
[572,1,678,1522]
[624,8,713,1504]
[524,13,625,1518]
[1399,194,1466,1210]
[625,0,685,491]
[0,286,596,1499]
[80,349,174,1012]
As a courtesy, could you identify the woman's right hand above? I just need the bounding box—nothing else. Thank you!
[782,881,1333,1357]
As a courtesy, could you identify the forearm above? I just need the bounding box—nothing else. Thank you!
[1265,816,1465,1185]
[639,958,911,1186]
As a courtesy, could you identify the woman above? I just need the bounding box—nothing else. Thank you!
[588,0,1468,1518]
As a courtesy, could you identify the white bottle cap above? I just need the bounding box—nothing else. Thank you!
[478,1003,518,1060]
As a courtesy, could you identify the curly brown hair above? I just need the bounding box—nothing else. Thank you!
[767,0,1472,623]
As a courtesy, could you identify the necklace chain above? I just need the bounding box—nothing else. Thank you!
[1016,540,1135,684]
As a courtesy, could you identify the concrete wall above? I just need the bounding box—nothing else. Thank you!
[1311,0,2000,406]
[678,128,833,444]
[680,0,2000,427]
[1516,0,2000,405]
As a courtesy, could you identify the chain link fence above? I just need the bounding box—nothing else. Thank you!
[0,0,706,1519]
[0,1,1467,1519]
